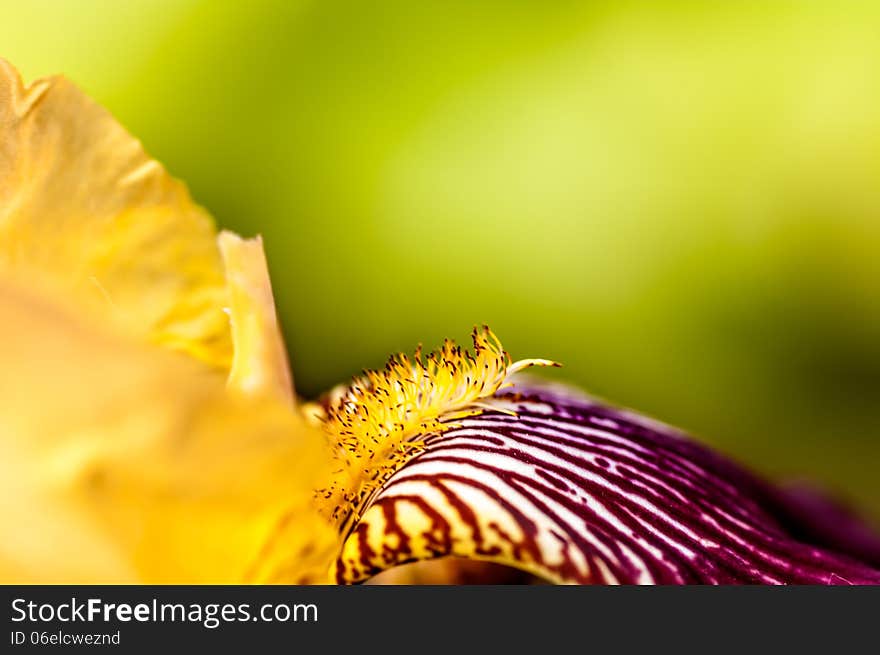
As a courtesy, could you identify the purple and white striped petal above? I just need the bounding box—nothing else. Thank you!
[335,379,880,584]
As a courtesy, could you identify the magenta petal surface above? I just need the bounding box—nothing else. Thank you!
[338,378,880,584]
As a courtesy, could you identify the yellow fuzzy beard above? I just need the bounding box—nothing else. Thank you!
[304,326,559,536]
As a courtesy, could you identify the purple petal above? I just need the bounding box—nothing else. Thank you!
[335,379,880,584]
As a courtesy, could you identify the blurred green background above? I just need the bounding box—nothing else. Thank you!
[3,1,879,521]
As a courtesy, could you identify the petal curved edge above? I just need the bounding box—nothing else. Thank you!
[218,231,295,405]
[0,59,232,368]
[336,379,880,584]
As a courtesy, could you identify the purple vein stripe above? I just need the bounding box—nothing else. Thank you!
[345,379,880,584]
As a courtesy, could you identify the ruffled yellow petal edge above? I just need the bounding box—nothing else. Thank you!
[0,58,232,369]
[0,60,337,583]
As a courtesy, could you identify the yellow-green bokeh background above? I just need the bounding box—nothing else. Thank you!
[3,1,879,521]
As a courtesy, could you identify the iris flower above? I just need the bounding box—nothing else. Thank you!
[1,60,879,585]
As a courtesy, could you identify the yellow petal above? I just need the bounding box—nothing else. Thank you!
[219,231,295,406]
[0,280,336,583]
[0,59,231,368]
